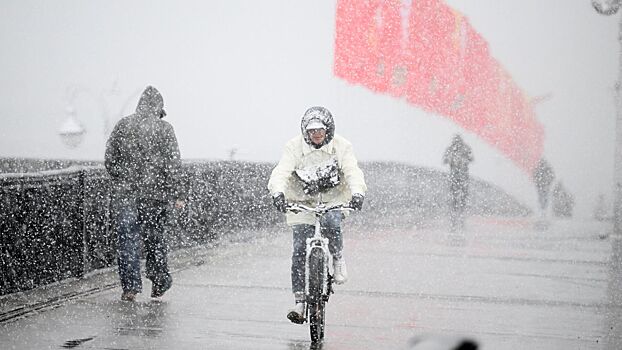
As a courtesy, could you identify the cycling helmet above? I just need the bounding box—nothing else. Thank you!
[300,106,335,147]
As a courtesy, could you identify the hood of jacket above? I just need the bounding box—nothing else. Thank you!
[135,86,164,118]
[300,106,335,147]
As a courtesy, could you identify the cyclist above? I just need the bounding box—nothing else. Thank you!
[267,106,367,323]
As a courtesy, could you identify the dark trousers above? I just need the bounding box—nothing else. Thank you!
[450,182,468,213]
[449,179,468,231]
[114,197,171,293]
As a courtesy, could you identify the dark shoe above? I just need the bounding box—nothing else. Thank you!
[287,302,305,324]
[151,276,173,298]
[121,291,137,301]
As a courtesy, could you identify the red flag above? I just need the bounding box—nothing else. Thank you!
[334,0,544,174]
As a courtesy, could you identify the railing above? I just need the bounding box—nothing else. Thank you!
[0,162,278,296]
[0,160,530,296]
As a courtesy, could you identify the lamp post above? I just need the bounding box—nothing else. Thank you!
[57,82,122,149]
[593,0,622,235]
[58,105,86,148]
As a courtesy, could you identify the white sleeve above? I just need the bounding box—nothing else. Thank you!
[267,142,298,196]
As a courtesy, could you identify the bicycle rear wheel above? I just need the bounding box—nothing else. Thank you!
[307,248,326,343]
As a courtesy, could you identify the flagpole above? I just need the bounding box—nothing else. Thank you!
[616,15,622,235]
[592,0,622,235]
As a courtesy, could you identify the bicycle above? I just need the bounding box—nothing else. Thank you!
[285,201,353,343]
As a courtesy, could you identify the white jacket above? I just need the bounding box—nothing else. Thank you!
[268,133,367,225]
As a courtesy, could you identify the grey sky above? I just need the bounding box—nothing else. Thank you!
[0,1,618,218]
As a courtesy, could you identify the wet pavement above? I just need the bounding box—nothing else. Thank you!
[0,216,620,349]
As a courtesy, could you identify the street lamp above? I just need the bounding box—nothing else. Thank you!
[57,82,126,149]
[56,82,142,150]
[592,0,622,235]
[58,105,85,148]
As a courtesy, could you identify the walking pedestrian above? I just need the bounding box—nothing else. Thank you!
[533,158,555,218]
[105,85,185,301]
[442,134,474,231]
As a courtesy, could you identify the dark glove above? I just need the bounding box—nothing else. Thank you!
[272,192,287,213]
[349,193,364,211]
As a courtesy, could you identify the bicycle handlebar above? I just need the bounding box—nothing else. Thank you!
[285,202,354,215]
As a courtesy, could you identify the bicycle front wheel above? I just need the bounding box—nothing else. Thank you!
[307,248,326,343]
[309,300,325,343]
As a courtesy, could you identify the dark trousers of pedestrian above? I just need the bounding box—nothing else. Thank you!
[114,197,172,294]
[449,179,468,231]
[290,211,343,294]
[450,183,468,214]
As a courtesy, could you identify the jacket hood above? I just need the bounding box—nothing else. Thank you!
[300,106,335,147]
[136,86,164,118]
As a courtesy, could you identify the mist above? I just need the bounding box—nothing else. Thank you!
[0,0,618,218]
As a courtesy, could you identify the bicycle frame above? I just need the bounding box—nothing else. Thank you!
[286,201,352,332]
[304,217,331,300]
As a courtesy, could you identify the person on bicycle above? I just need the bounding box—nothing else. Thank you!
[267,106,367,323]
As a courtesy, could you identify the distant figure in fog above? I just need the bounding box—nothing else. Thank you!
[105,85,185,301]
[532,158,555,219]
[552,181,574,218]
[443,134,474,231]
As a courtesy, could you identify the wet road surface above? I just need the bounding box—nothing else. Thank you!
[0,216,619,349]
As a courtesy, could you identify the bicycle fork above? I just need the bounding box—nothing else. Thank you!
[303,226,332,318]
[304,242,330,294]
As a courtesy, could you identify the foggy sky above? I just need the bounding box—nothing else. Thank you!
[0,0,618,218]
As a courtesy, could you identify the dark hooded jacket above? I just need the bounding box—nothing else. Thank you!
[443,135,473,183]
[105,86,184,201]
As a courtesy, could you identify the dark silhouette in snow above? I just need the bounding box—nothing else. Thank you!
[442,134,473,231]
[552,181,574,218]
[105,85,186,301]
[532,158,555,216]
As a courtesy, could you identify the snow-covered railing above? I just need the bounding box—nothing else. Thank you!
[0,161,278,296]
[0,166,112,295]
[0,159,530,296]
